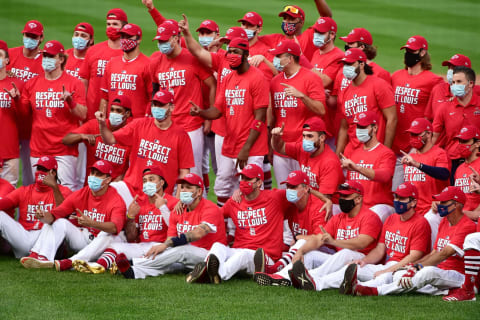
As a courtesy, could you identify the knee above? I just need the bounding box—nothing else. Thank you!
[412,266,436,288]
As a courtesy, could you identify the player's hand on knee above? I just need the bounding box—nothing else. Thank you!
[292,251,304,264]
[145,243,167,259]
[351,259,365,267]
[35,208,46,220]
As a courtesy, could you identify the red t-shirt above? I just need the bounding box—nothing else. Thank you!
[432,92,480,159]
[454,157,480,211]
[136,193,178,243]
[348,143,396,207]
[101,54,152,118]
[52,186,126,236]
[72,119,131,181]
[271,67,326,144]
[0,178,16,217]
[426,82,480,120]
[248,39,275,81]
[214,66,269,158]
[403,146,450,215]
[6,184,72,231]
[285,194,326,237]
[222,189,290,261]
[150,49,212,132]
[209,50,232,137]
[285,142,343,194]
[324,206,383,255]
[435,215,476,273]
[20,72,86,157]
[259,28,317,61]
[391,69,443,154]
[310,46,344,91]
[64,48,85,80]
[339,76,395,151]
[369,62,391,84]
[380,213,431,263]
[167,198,227,250]
[0,77,23,159]
[79,41,123,120]
[113,118,194,194]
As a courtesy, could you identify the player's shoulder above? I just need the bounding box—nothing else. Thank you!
[391,68,407,80]
[458,214,477,231]
[331,46,345,58]
[375,142,396,156]
[360,206,382,223]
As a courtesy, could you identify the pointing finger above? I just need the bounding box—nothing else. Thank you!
[75,208,83,217]
[400,150,409,156]
[320,225,327,234]
[11,82,18,92]
[280,83,291,88]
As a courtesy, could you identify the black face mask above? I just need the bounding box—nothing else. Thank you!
[344,45,351,52]
[339,198,356,213]
[404,51,422,67]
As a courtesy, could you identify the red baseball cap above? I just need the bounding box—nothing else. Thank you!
[228,37,249,51]
[74,22,94,37]
[42,40,64,55]
[238,12,263,27]
[394,182,418,199]
[153,22,179,41]
[90,160,113,175]
[342,48,367,63]
[236,163,264,181]
[33,156,58,170]
[280,170,309,186]
[433,186,466,205]
[401,35,428,51]
[278,5,305,21]
[196,20,219,33]
[0,40,8,55]
[406,118,432,134]
[355,111,378,127]
[106,8,128,22]
[143,166,165,178]
[303,117,329,135]
[337,180,364,196]
[152,89,174,105]
[119,23,142,38]
[111,94,132,110]
[270,39,301,57]
[442,54,471,68]
[22,20,44,36]
[455,125,480,140]
[219,27,248,43]
[312,17,337,33]
[176,173,204,189]
[340,28,372,45]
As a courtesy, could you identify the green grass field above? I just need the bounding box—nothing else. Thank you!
[2,0,480,318]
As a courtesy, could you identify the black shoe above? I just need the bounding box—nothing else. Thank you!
[186,262,209,284]
[339,263,358,295]
[253,248,266,274]
[290,260,315,291]
[206,254,221,284]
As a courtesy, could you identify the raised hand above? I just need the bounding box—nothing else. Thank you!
[3,82,20,100]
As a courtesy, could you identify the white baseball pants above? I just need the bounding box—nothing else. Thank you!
[187,126,205,178]
[424,209,442,250]
[0,211,41,258]
[1,158,19,187]
[370,204,395,223]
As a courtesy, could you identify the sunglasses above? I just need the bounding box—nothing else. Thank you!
[338,183,362,194]
[282,5,299,14]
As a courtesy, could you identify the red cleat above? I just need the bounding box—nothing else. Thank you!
[21,253,53,269]
[443,287,476,301]
[54,259,72,272]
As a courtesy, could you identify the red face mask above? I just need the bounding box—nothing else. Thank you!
[226,53,243,68]
[106,27,121,40]
[409,135,425,150]
[456,143,473,158]
[120,38,138,52]
[239,180,255,195]
[35,171,49,190]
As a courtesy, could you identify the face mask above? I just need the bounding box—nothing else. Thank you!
[151,106,168,121]
[87,175,103,192]
[72,37,89,50]
[356,128,371,143]
[158,41,174,55]
[143,182,158,197]
[281,22,297,36]
[272,56,285,72]
[344,44,351,51]
[302,139,317,153]
[245,29,256,40]
[23,37,39,50]
[198,36,214,47]
[109,112,124,126]
[313,33,327,48]
[239,180,255,195]
[180,191,196,205]
[446,69,454,85]
[456,143,473,158]
[106,27,121,40]
[42,57,57,72]
[343,65,358,80]
[120,38,138,52]
[0,58,3,69]
[339,198,356,213]
[404,51,421,67]
[409,135,425,150]
[35,171,49,189]
[286,189,300,203]
[451,84,467,97]
[394,200,411,214]
[437,203,455,217]
[226,53,243,69]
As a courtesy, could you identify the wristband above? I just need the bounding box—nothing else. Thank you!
[171,233,188,247]
[250,119,265,132]
[126,213,135,220]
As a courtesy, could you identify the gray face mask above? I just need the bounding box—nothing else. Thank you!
[446,69,454,85]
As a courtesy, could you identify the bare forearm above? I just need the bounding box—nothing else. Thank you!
[99,122,116,144]
[199,107,221,120]
[314,0,333,17]
[99,98,108,114]
[183,31,213,69]
[51,186,65,207]
[62,133,83,145]
[271,135,286,155]
[298,235,323,255]
[384,117,397,149]
[71,104,87,120]
[89,221,117,234]
[301,96,325,116]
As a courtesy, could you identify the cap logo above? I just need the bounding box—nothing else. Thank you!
[41,156,49,161]
[46,42,53,48]
[186,173,193,178]
[290,172,296,177]
[158,27,165,33]
[408,37,416,43]
[349,30,355,35]
[204,21,211,25]
[28,22,37,29]
[125,25,131,29]
[452,55,459,60]
[317,18,325,24]
[98,161,105,166]
[399,184,406,189]
[360,37,364,40]
[412,120,418,126]
[245,164,252,170]
[227,29,234,34]
[345,50,351,56]
[358,113,366,119]
[246,13,254,17]
[461,127,468,133]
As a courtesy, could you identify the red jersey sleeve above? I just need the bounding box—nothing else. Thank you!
[109,201,126,235]
[324,214,339,236]
[284,142,300,160]
[251,75,269,111]
[167,212,180,238]
[213,79,226,114]
[51,191,78,219]
[305,72,326,105]
[373,147,396,183]
[72,119,97,135]
[4,187,24,208]
[78,53,91,80]
[113,119,137,146]
[409,218,431,253]
[148,8,166,26]
[359,210,382,239]
[72,76,87,106]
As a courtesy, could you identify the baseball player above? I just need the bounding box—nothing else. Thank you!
[340,111,396,222]
[20,160,126,271]
[340,186,476,297]
[65,22,94,79]
[113,173,226,279]
[97,89,194,196]
[79,8,127,120]
[20,40,87,191]
[391,35,443,190]
[0,40,24,187]
[269,40,326,187]
[336,48,397,156]
[0,156,72,258]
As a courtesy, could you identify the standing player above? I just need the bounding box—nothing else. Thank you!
[20,40,87,191]
[269,40,326,187]
[79,8,127,120]
[65,23,95,79]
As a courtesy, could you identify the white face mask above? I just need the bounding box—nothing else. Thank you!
[343,65,357,80]
[446,69,454,85]
[356,127,371,143]
[42,57,57,72]
[244,29,255,40]
[0,58,4,69]
[313,32,327,48]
